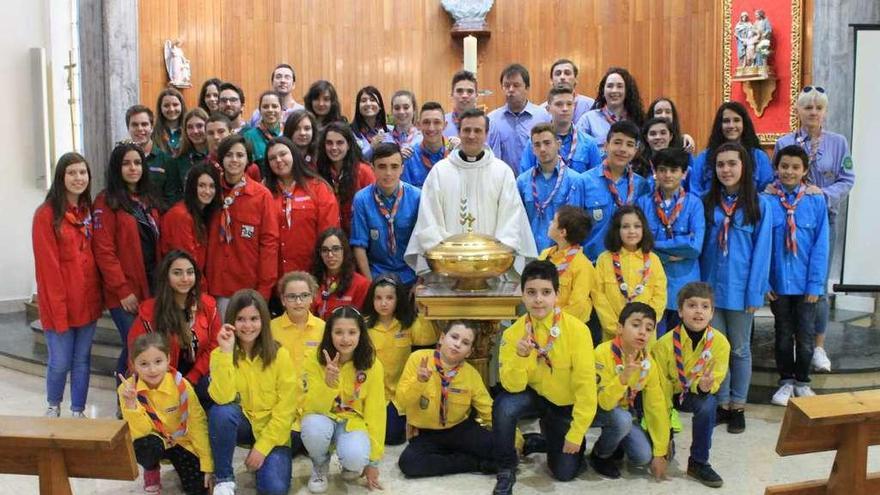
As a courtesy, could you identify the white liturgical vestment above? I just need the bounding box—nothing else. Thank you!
[405,146,538,273]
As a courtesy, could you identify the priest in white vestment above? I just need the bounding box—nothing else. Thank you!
[405,108,538,274]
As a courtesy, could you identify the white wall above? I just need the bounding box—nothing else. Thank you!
[0,0,81,306]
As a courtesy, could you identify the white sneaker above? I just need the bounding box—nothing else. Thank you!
[341,468,361,482]
[771,383,795,406]
[308,463,329,493]
[213,480,236,495]
[71,411,87,418]
[45,405,60,417]
[812,347,831,372]
[794,384,816,397]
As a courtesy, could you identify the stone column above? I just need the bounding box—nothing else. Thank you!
[78,0,139,191]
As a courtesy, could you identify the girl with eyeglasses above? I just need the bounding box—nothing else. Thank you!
[270,271,326,458]
[772,86,853,372]
[311,228,370,319]
[362,273,439,445]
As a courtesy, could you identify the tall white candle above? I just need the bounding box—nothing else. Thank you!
[463,35,477,74]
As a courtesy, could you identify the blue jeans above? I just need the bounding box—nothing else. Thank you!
[386,402,406,445]
[301,414,371,473]
[815,216,836,336]
[711,309,754,406]
[674,392,716,464]
[398,418,495,477]
[109,307,135,379]
[591,407,653,466]
[492,387,584,481]
[208,403,292,495]
[44,322,97,412]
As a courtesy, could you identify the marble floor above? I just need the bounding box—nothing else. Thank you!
[1,367,878,495]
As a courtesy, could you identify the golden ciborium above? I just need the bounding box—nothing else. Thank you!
[424,205,514,291]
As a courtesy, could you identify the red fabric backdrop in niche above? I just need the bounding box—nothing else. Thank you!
[723,0,803,142]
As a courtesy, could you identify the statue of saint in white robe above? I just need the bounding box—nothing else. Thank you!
[404,147,538,274]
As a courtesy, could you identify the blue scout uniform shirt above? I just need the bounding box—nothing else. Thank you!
[443,112,460,138]
[700,193,773,310]
[402,142,447,188]
[541,93,596,124]
[575,108,616,151]
[774,129,854,220]
[350,182,420,285]
[487,101,552,175]
[637,190,705,310]
[519,127,603,174]
[765,189,829,296]
[688,147,774,198]
[353,126,395,162]
[516,161,582,252]
[579,166,649,261]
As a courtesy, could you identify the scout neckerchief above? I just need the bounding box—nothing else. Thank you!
[611,336,651,409]
[600,107,622,125]
[796,128,823,168]
[64,205,92,240]
[137,369,189,444]
[333,369,367,414]
[525,306,562,371]
[329,166,346,196]
[358,124,383,142]
[551,245,582,277]
[419,139,449,171]
[219,177,246,243]
[774,181,807,255]
[531,161,567,218]
[672,324,714,401]
[717,193,738,256]
[281,185,295,229]
[256,121,281,144]
[653,187,686,237]
[451,112,461,129]
[612,250,651,302]
[433,348,463,427]
[603,163,635,207]
[130,195,159,239]
[320,275,340,318]
[391,126,417,147]
[166,127,181,151]
[559,127,578,167]
[372,184,404,253]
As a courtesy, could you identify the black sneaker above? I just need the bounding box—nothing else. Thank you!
[687,457,723,488]
[715,407,730,426]
[493,469,516,495]
[589,450,621,479]
[727,408,745,434]
[522,432,547,456]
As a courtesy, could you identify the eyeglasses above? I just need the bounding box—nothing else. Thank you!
[802,86,826,95]
[320,246,344,255]
[283,292,312,302]
[219,96,240,104]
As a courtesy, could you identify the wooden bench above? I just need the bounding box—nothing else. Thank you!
[0,416,137,494]
[765,390,880,495]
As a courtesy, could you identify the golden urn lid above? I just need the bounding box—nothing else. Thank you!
[424,231,515,260]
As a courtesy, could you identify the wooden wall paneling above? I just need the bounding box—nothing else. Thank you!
[137,0,729,148]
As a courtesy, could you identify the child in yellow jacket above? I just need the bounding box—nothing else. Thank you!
[651,282,730,488]
[538,205,599,322]
[301,305,386,493]
[362,273,439,445]
[270,271,325,456]
[120,332,212,495]
[594,205,668,342]
[396,320,496,477]
[493,260,597,495]
[207,289,297,495]
[590,302,669,480]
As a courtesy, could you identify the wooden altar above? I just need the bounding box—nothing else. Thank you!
[416,278,522,386]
